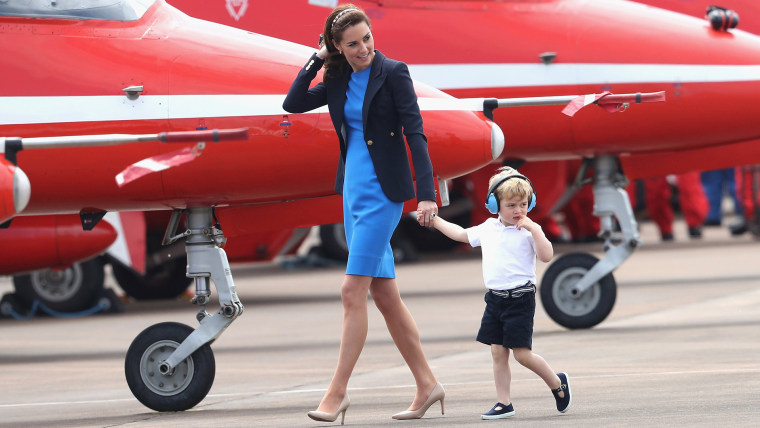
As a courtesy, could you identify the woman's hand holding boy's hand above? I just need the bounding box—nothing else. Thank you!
[417,211,437,227]
[417,200,438,227]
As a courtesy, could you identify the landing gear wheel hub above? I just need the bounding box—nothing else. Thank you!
[30,264,82,303]
[552,266,601,317]
[140,339,194,397]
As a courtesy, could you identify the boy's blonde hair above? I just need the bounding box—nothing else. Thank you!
[488,166,533,204]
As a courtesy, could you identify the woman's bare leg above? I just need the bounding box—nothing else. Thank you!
[370,277,438,410]
[316,274,373,412]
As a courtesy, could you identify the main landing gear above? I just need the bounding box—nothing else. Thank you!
[540,156,641,329]
[124,207,243,411]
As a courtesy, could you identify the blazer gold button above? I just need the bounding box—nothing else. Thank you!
[367,140,374,146]
[390,132,395,136]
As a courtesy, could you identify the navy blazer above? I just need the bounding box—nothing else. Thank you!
[282,50,435,203]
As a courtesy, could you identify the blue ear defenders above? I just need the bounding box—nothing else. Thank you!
[485,174,537,214]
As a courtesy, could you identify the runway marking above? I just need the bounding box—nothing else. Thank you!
[272,367,760,395]
[2,367,758,408]
[0,398,136,408]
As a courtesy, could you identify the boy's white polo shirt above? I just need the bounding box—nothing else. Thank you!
[466,217,537,290]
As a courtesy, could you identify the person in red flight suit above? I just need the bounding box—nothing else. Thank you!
[561,184,601,243]
[643,172,708,241]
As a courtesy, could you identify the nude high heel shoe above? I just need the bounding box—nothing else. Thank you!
[391,382,445,420]
[307,395,350,425]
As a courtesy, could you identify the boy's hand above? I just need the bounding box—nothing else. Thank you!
[516,216,536,231]
[520,215,553,262]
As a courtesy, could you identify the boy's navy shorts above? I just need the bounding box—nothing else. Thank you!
[476,285,536,350]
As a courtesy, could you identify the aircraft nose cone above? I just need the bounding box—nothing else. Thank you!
[13,166,31,214]
[490,122,504,160]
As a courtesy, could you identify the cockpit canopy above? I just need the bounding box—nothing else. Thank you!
[0,0,155,21]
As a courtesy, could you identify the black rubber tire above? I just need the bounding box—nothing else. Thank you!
[12,258,104,313]
[112,257,192,300]
[390,230,419,263]
[318,223,349,261]
[540,252,617,329]
[125,322,215,412]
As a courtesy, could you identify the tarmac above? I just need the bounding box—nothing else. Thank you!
[0,218,758,427]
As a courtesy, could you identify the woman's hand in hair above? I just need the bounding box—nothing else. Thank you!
[316,45,329,59]
[316,45,340,60]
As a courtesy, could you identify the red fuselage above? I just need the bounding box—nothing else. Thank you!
[169,0,760,163]
[0,0,496,216]
[0,0,498,274]
[167,0,760,232]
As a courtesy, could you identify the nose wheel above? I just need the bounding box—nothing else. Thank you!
[540,252,617,329]
[125,322,215,412]
[540,156,637,329]
[124,207,242,411]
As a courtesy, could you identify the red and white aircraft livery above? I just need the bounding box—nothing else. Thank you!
[3,0,743,412]
[2,0,663,326]
[0,0,512,412]
[168,0,760,330]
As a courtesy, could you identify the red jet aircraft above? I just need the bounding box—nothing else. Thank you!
[0,0,664,320]
[0,0,521,412]
[0,0,723,412]
[169,0,760,331]
[6,0,759,333]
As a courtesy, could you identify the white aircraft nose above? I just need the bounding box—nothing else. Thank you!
[13,166,31,214]
[490,121,505,160]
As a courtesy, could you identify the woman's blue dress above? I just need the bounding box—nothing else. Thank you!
[342,66,403,278]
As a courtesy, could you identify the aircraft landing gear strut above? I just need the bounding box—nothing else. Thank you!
[125,207,243,411]
[541,156,641,329]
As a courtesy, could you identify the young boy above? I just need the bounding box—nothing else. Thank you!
[427,167,571,419]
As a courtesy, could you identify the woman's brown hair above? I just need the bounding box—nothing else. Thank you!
[321,4,371,83]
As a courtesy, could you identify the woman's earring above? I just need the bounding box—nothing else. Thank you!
[339,50,343,55]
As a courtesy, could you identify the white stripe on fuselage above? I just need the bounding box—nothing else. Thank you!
[1,63,759,125]
[1,94,475,125]
[0,95,304,126]
[407,63,760,90]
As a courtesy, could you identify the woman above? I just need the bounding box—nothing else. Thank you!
[282,4,444,424]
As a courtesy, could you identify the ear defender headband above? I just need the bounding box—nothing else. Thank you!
[485,174,537,214]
